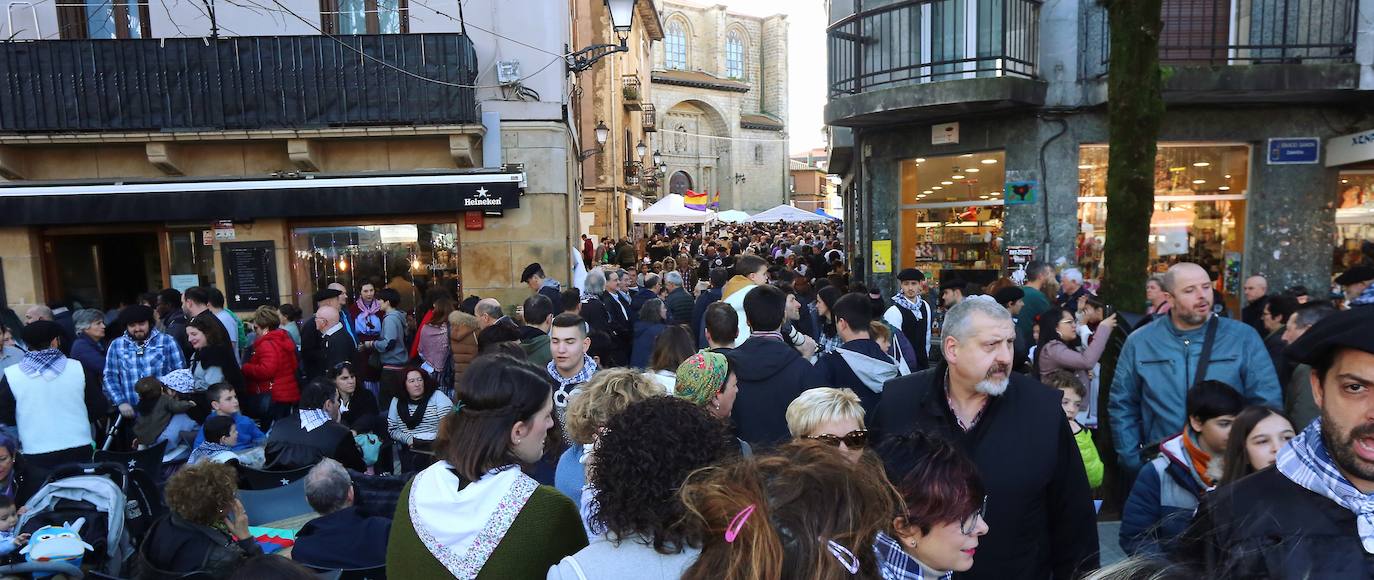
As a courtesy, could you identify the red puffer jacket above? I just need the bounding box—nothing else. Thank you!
[241,328,300,404]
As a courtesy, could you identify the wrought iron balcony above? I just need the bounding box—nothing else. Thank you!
[827,0,1041,97]
[0,33,478,133]
[1085,0,1359,77]
[641,103,656,132]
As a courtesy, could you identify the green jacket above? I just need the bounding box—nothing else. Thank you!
[387,478,587,579]
[521,331,553,368]
[1073,424,1104,488]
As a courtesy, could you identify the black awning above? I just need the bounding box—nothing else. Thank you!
[0,174,524,226]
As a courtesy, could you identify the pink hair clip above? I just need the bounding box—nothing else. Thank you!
[724,503,756,543]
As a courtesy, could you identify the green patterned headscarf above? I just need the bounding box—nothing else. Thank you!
[674,351,730,407]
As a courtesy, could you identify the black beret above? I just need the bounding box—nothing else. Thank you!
[1284,306,1374,366]
[896,268,926,282]
[1335,266,1374,286]
[21,320,63,350]
[993,286,1025,306]
[119,304,156,327]
[939,279,966,293]
[312,288,343,303]
[521,263,545,283]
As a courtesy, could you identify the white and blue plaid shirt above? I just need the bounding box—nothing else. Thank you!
[874,532,953,580]
[102,329,185,406]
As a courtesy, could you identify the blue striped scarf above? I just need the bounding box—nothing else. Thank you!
[1277,419,1374,553]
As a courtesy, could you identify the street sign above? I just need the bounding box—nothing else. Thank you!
[1267,138,1320,165]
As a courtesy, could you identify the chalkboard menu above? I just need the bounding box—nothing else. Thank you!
[221,241,279,310]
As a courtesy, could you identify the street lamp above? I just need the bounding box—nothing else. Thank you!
[595,121,610,146]
[635,140,647,159]
[652,150,662,166]
[579,120,610,161]
[567,0,638,73]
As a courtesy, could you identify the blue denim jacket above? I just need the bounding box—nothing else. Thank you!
[1109,315,1281,473]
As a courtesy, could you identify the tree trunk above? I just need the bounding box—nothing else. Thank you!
[1100,0,1164,309]
[1095,0,1165,517]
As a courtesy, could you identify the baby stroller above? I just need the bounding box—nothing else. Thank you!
[0,462,164,578]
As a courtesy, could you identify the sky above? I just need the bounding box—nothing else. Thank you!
[719,0,828,155]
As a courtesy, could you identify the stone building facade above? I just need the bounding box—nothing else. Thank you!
[649,0,789,213]
[0,0,580,313]
[826,0,1374,311]
[574,0,664,240]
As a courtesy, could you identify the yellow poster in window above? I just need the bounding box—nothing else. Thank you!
[871,240,892,274]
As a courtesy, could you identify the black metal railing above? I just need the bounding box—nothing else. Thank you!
[1087,0,1358,76]
[827,0,1041,97]
[641,103,657,132]
[0,33,478,132]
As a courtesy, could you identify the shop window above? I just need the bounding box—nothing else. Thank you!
[167,229,217,291]
[1076,144,1249,300]
[290,223,460,316]
[897,151,1006,283]
[1336,171,1374,272]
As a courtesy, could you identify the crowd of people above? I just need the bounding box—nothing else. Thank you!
[0,218,1370,579]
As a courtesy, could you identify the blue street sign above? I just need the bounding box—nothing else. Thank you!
[1267,138,1321,165]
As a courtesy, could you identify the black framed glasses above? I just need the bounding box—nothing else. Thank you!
[805,429,869,450]
[960,496,988,535]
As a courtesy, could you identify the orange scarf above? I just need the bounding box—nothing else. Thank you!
[1182,431,1215,487]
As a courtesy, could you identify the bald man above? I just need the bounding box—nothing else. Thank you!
[325,282,357,339]
[475,298,504,329]
[1241,275,1270,336]
[1109,262,1282,476]
[310,305,356,379]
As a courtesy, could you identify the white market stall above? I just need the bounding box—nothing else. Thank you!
[714,209,751,223]
[745,204,834,223]
[632,193,715,224]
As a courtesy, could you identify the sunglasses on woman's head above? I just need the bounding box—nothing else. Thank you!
[805,429,869,449]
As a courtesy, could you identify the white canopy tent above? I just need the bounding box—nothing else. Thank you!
[745,204,833,223]
[714,209,751,223]
[632,193,715,224]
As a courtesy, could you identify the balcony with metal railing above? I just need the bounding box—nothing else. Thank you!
[1082,0,1363,102]
[825,0,1046,127]
[0,33,479,133]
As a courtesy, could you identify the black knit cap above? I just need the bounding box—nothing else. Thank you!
[21,320,63,350]
[119,304,156,327]
[1284,306,1374,366]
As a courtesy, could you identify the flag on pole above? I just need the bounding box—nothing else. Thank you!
[684,189,708,210]
[709,190,721,210]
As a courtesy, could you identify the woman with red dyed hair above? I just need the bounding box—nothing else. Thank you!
[874,430,990,579]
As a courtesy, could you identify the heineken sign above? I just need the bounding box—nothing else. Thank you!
[456,181,522,215]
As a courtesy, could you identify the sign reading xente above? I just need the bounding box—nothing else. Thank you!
[457,181,522,216]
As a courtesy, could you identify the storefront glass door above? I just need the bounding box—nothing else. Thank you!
[897,150,1006,287]
[1076,143,1250,306]
[289,222,460,316]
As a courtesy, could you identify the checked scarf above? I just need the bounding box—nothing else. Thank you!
[18,349,67,380]
[1276,419,1374,553]
[891,293,926,321]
